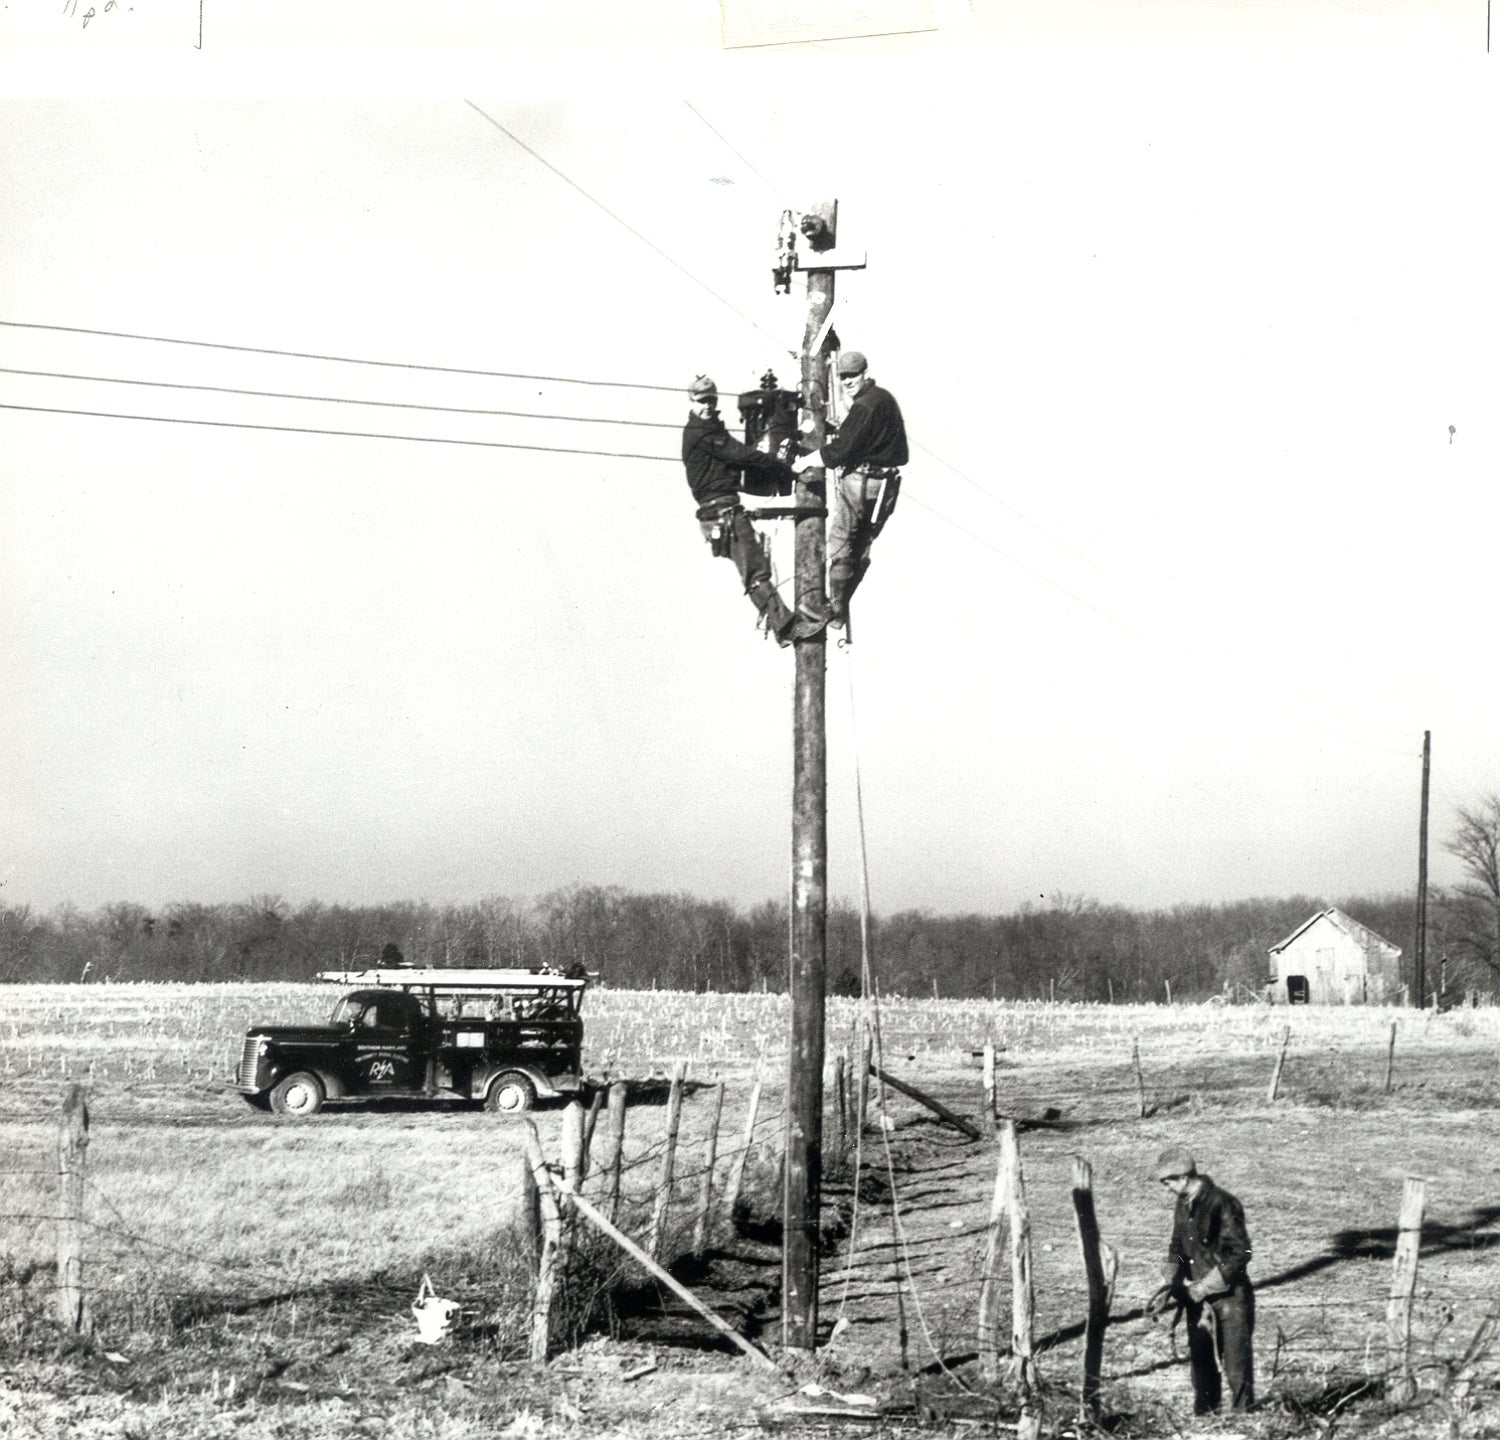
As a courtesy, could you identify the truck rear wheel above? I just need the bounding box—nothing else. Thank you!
[269,1071,326,1117]
[485,1072,536,1115]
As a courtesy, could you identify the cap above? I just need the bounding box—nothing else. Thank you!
[688,373,718,399]
[836,351,868,377]
[1153,1145,1197,1181]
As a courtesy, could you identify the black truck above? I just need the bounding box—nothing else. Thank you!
[233,966,589,1117]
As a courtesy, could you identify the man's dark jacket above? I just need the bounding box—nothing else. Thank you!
[681,412,794,510]
[1167,1175,1253,1295]
[820,384,909,471]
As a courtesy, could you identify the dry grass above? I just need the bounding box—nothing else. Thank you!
[2,983,1498,1438]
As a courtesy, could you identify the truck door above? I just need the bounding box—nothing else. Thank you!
[351,996,420,1089]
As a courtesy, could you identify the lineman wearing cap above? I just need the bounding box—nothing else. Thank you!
[1146,1146,1256,1414]
[791,350,908,630]
[681,374,827,647]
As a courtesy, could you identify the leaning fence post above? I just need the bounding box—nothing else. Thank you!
[1267,1025,1291,1102]
[56,1083,93,1336]
[580,1084,606,1182]
[522,1121,563,1363]
[690,1080,725,1257]
[1386,1175,1426,1404]
[1131,1035,1148,1119]
[1384,1020,1398,1094]
[647,1060,686,1260]
[723,1070,763,1229]
[1071,1156,1108,1421]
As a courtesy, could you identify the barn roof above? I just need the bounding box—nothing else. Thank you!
[1268,907,1402,958]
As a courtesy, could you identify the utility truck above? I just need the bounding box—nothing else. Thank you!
[233,965,589,1117]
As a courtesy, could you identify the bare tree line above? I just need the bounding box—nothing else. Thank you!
[1,874,1493,1001]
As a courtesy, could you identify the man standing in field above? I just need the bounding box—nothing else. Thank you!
[1146,1145,1255,1414]
[681,372,827,647]
[791,349,908,631]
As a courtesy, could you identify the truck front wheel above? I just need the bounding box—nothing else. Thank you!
[485,1072,536,1115]
[269,1071,326,1117]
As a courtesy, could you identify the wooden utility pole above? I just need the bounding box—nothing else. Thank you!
[779,199,867,1351]
[784,198,836,1350]
[1414,729,1431,1007]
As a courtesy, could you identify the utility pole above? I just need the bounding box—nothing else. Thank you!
[779,199,865,1351]
[1414,729,1431,1007]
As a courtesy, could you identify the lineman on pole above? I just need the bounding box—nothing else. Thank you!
[682,373,829,647]
[791,350,907,630]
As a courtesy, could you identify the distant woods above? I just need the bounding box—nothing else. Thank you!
[1,886,1479,1000]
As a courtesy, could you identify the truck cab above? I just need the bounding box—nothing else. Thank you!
[234,966,589,1117]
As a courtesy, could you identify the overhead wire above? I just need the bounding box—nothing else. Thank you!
[462,101,794,360]
[0,318,683,394]
[0,366,682,430]
[681,102,788,205]
[0,403,674,463]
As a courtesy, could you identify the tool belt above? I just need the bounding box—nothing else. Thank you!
[848,467,902,536]
[697,499,741,558]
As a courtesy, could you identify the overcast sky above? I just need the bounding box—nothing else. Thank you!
[1,6,1495,918]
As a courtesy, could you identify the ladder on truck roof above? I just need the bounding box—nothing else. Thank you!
[315,967,588,993]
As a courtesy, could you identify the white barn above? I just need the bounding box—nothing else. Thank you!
[1267,908,1403,1005]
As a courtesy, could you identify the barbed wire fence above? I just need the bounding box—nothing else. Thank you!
[4,1014,1499,1431]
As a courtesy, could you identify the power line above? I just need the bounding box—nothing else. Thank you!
[682,102,787,203]
[903,493,1133,633]
[903,492,1422,759]
[462,101,793,359]
[0,403,674,462]
[0,318,682,394]
[0,366,681,430]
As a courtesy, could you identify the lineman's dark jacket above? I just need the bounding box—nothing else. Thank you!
[820,384,909,471]
[1166,1175,1253,1295]
[681,412,794,511]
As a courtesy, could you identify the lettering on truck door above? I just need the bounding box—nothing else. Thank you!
[351,997,418,1088]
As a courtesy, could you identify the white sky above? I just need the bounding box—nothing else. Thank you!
[1,3,1496,917]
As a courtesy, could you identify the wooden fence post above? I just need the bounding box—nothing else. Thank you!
[581,1085,606,1181]
[690,1081,724,1257]
[1386,1175,1426,1404]
[1003,1121,1040,1436]
[1384,1021,1398,1094]
[1131,1036,1147,1119]
[1071,1156,1108,1420]
[982,1042,998,1136]
[647,1061,686,1260]
[1267,1026,1291,1102]
[603,1081,628,1225]
[834,1052,848,1160]
[976,1138,1008,1381]
[522,1121,563,1362]
[724,1071,762,1229]
[561,1100,586,1193]
[857,1028,873,1133]
[56,1084,93,1336]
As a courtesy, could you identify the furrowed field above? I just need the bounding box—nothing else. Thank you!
[2,984,1498,1439]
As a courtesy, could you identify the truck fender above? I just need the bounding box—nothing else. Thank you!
[271,1064,348,1100]
[476,1065,548,1102]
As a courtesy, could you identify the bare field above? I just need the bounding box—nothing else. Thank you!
[2,984,1498,1438]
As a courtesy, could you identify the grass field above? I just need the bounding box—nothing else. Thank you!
[2,984,1498,1438]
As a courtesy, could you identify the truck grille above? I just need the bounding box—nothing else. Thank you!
[236,1035,261,1088]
